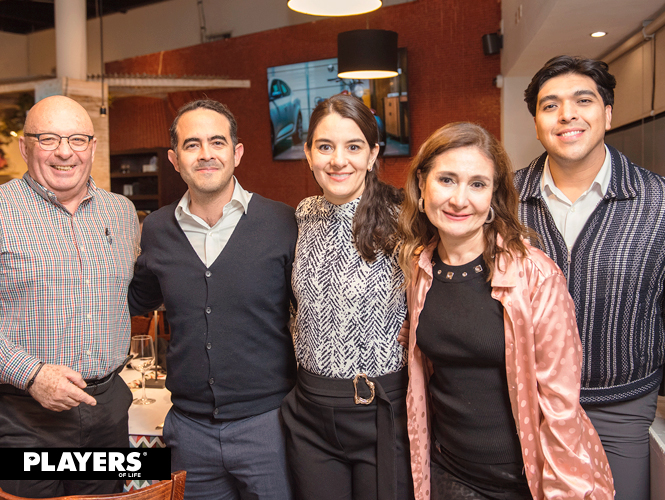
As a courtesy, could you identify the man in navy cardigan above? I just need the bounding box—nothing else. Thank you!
[514,56,665,500]
[129,99,297,500]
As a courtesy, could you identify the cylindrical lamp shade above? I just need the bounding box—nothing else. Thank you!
[288,0,381,16]
[337,29,398,79]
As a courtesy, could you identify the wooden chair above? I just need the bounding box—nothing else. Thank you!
[131,315,154,339]
[131,311,170,343]
[0,471,186,500]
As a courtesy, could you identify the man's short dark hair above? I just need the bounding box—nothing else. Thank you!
[169,99,238,150]
[524,55,616,117]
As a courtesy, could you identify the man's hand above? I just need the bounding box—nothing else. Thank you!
[27,364,97,412]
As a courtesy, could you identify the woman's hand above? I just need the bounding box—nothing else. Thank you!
[397,318,410,348]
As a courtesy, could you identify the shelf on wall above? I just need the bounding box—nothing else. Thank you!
[110,148,187,212]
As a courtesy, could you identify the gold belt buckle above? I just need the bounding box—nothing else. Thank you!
[353,373,375,405]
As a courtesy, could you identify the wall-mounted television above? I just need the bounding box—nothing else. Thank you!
[267,49,409,160]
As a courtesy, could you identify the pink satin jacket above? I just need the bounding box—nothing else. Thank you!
[406,241,614,500]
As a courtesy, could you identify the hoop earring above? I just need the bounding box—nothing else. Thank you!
[485,206,495,224]
[418,198,425,213]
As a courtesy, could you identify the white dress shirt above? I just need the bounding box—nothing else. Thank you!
[175,177,252,267]
[540,145,612,250]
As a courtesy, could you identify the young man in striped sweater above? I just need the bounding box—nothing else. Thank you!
[515,55,665,500]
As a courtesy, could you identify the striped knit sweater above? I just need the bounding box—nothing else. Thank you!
[514,145,665,404]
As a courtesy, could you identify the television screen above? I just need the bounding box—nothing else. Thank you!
[267,49,409,160]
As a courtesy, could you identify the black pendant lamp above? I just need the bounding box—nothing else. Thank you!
[337,29,398,79]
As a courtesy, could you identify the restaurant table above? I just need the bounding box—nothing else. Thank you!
[119,367,172,490]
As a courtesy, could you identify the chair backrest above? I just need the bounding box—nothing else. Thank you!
[0,471,186,500]
[131,315,154,339]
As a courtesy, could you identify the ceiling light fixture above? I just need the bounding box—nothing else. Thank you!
[591,31,607,38]
[337,29,398,79]
[287,0,381,16]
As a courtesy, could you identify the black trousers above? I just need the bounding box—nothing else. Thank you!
[429,442,530,500]
[281,367,414,500]
[0,375,132,498]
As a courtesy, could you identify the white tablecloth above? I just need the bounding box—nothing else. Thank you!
[120,367,172,437]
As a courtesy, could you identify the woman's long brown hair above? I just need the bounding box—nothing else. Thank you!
[398,122,532,284]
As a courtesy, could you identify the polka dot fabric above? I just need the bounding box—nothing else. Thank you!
[406,240,615,500]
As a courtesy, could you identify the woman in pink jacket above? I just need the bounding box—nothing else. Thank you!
[397,122,614,500]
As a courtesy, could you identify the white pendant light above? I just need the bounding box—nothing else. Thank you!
[287,0,382,17]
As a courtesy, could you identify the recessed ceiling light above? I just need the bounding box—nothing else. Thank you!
[591,31,607,38]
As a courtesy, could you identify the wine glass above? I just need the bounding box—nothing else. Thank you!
[130,335,156,405]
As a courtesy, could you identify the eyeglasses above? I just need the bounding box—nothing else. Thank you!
[24,133,94,152]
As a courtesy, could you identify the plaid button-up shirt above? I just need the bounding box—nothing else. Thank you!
[0,173,140,389]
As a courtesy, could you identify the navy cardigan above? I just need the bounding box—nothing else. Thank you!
[129,194,297,419]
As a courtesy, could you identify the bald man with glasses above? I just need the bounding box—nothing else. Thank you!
[0,95,140,498]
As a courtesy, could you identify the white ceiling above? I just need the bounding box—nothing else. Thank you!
[503,0,665,77]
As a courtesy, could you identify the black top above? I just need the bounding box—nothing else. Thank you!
[128,194,298,420]
[416,252,522,466]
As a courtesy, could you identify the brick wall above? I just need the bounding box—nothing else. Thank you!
[109,96,171,151]
[107,0,501,207]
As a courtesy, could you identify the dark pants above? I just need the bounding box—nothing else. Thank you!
[582,388,659,500]
[430,442,530,500]
[281,368,413,500]
[164,406,293,500]
[0,374,132,498]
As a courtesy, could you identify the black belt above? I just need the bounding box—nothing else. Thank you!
[83,356,132,396]
[82,370,115,396]
[297,367,407,500]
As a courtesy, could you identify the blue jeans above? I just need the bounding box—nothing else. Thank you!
[164,406,293,500]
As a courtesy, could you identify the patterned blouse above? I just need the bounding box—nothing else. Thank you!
[292,196,407,379]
